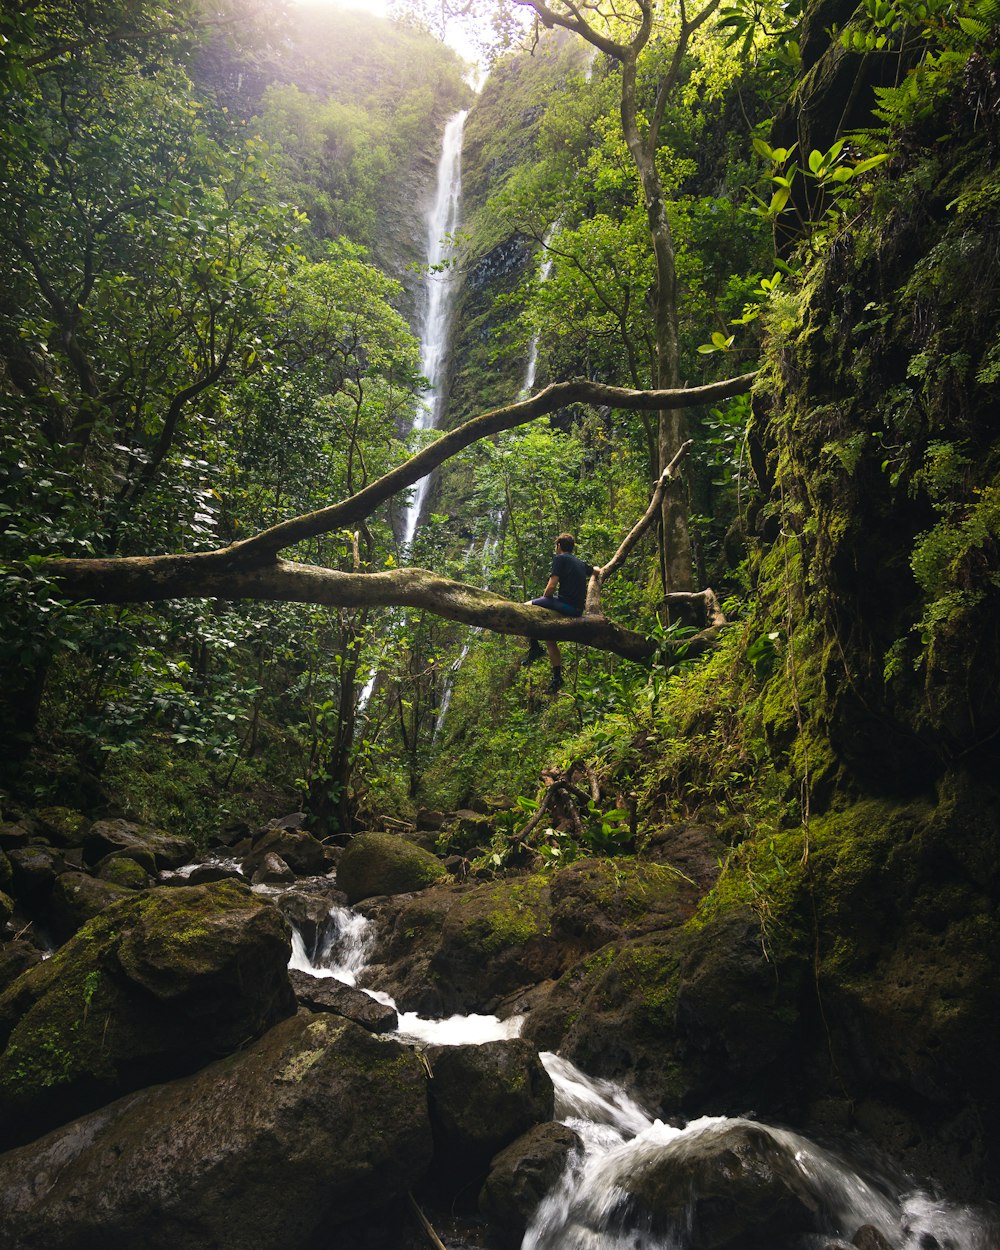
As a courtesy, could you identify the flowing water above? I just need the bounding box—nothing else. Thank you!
[402,109,469,551]
[286,896,997,1250]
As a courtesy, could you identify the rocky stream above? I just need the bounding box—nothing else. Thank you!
[0,808,996,1249]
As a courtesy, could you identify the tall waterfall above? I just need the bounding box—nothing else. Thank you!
[401,109,468,550]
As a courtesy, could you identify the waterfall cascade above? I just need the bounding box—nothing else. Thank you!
[402,108,469,551]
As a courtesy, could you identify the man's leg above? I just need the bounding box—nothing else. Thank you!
[546,641,562,692]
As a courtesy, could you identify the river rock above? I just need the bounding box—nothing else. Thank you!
[250,851,295,885]
[82,819,195,873]
[0,1012,433,1250]
[276,887,347,951]
[32,807,91,848]
[0,880,295,1148]
[623,1121,824,1249]
[95,854,154,889]
[288,969,397,1033]
[183,861,242,885]
[46,871,135,942]
[426,1038,554,1191]
[5,844,62,910]
[852,1227,893,1250]
[479,1122,580,1247]
[0,889,13,927]
[0,942,44,995]
[242,826,334,878]
[337,830,447,903]
[0,822,32,851]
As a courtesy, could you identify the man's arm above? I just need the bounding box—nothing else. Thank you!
[543,574,559,597]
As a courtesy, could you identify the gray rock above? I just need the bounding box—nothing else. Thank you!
[624,1120,827,1250]
[427,1038,554,1187]
[243,827,333,878]
[250,852,295,885]
[480,1122,580,1247]
[0,1013,432,1250]
[288,970,397,1033]
[0,942,44,995]
[853,1226,894,1250]
[83,820,195,873]
[6,845,62,908]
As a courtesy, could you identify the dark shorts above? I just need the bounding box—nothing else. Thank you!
[531,596,582,617]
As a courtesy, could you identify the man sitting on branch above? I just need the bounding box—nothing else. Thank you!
[525,532,593,693]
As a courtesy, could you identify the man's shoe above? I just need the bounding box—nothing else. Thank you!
[522,639,544,666]
[547,667,563,694]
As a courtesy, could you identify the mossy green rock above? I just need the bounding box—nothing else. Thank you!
[47,871,136,943]
[0,880,295,1148]
[32,806,91,848]
[337,830,447,903]
[0,1013,433,1250]
[0,888,13,927]
[96,855,152,890]
[82,819,195,873]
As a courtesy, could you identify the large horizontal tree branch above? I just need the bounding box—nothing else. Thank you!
[45,373,755,659]
[48,558,720,662]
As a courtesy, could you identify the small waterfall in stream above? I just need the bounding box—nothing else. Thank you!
[402,108,468,551]
[284,896,997,1250]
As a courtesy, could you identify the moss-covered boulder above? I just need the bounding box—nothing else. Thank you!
[0,941,44,995]
[427,1038,554,1196]
[32,806,91,848]
[0,1013,433,1250]
[337,830,447,903]
[47,871,136,942]
[96,855,153,890]
[0,880,295,1147]
[0,888,13,927]
[82,819,195,873]
[363,875,558,1015]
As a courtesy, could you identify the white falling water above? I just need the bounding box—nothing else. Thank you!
[402,109,469,551]
[520,228,559,399]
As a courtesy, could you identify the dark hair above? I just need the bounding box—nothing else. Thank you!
[556,532,575,552]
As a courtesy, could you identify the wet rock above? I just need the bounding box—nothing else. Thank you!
[0,942,44,995]
[183,861,241,885]
[32,807,91,848]
[426,1038,554,1193]
[0,889,13,927]
[82,820,195,873]
[47,871,135,942]
[276,887,347,953]
[0,822,32,851]
[0,1012,433,1250]
[242,826,334,878]
[624,1121,825,1249]
[363,875,558,1016]
[0,880,295,1148]
[337,831,447,904]
[288,969,397,1033]
[96,855,154,889]
[853,1227,893,1250]
[263,810,309,831]
[479,1122,580,1247]
[250,851,295,885]
[6,844,62,909]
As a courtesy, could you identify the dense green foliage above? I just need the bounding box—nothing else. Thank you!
[0,0,996,856]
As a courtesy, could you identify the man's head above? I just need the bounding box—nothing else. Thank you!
[555,533,575,553]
